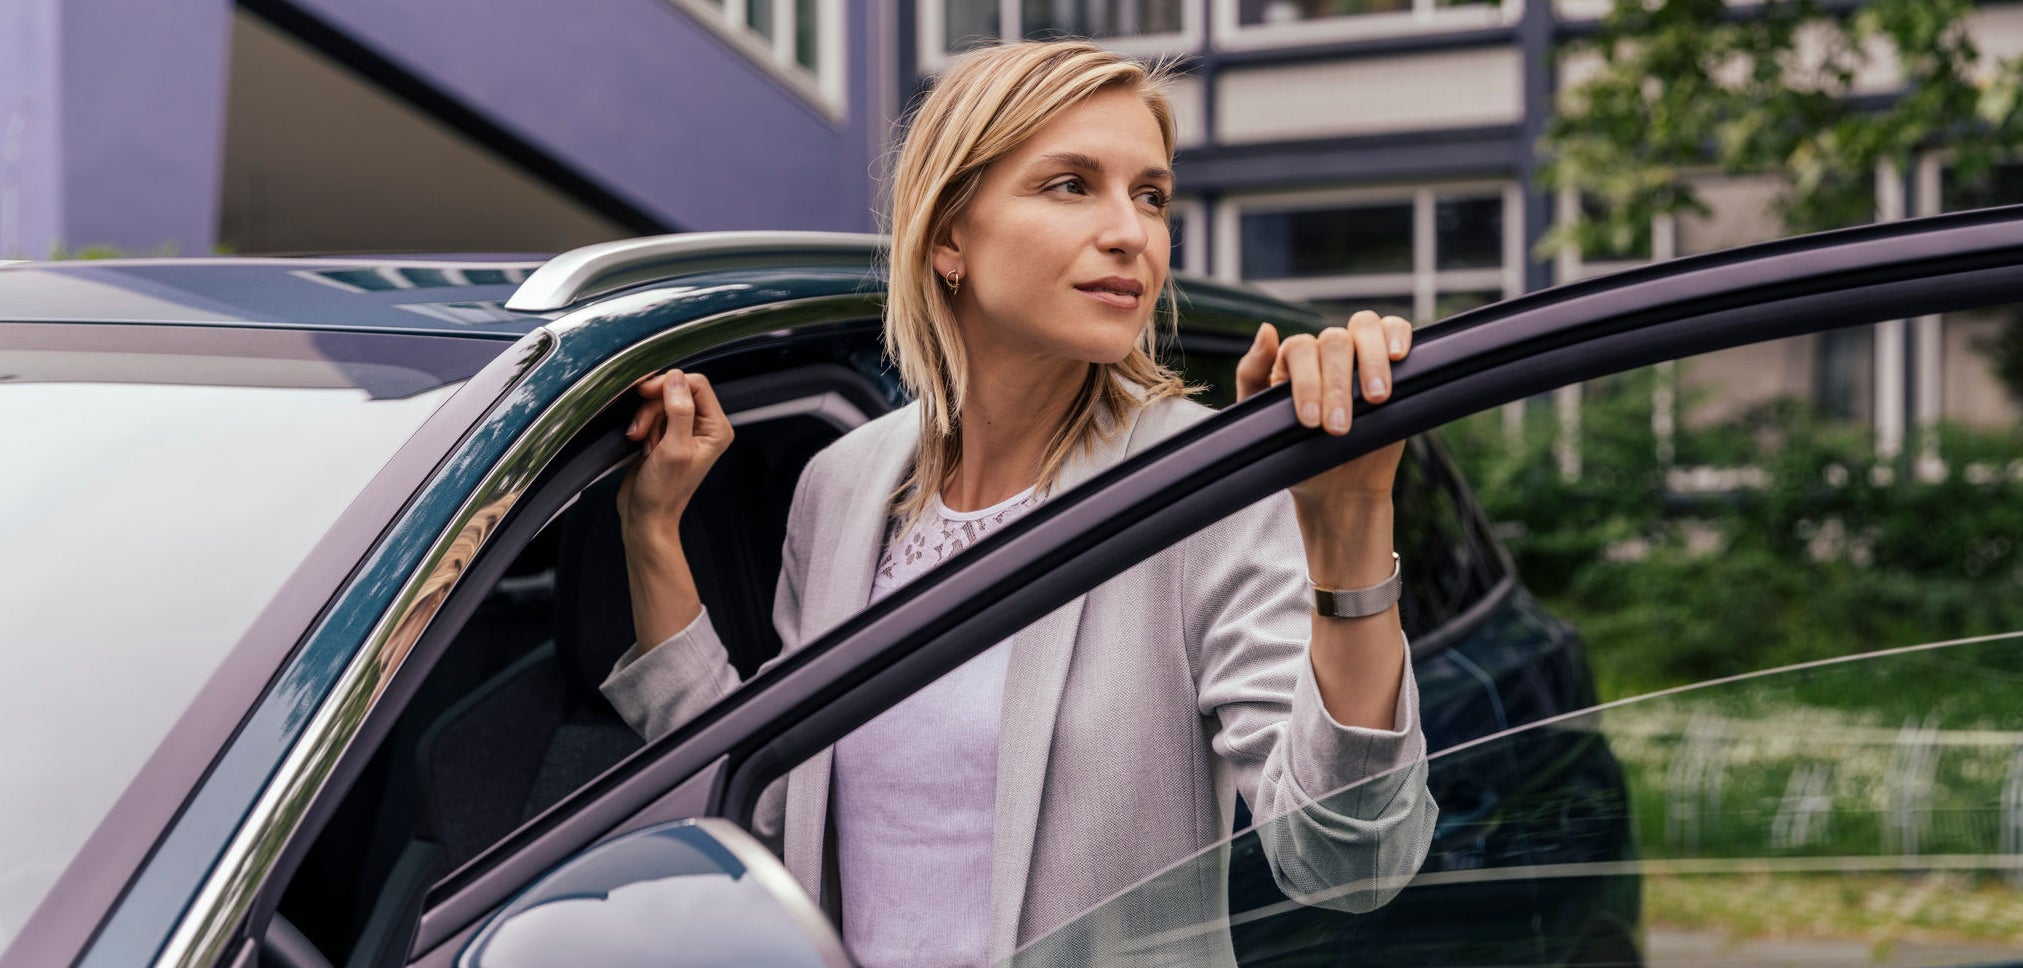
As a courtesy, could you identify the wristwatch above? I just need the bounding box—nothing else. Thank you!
[1311,553,1402,619]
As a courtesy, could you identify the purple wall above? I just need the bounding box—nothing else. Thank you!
[1,0,882,259]
[285,0,883,233]
[0,0,231,258]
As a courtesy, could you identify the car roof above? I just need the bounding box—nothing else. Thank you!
[0,233,1317,344]
[0,257,556,338]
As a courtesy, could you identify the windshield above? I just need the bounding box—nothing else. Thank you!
[1015,632,2023,967]
[0,323,498,953]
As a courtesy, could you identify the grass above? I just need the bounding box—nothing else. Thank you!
[1584,657,2023,952]
[1645,871,2023,951]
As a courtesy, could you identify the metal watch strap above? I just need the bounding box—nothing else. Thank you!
[1311,552,1402,619]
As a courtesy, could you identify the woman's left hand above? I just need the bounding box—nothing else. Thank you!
[1235,311,1413,507]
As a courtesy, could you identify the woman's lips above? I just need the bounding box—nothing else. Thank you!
[1076,287,1141,310]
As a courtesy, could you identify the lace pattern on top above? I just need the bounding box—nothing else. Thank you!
[871,486,1039,598]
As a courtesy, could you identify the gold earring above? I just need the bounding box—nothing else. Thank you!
[946,269,961,294]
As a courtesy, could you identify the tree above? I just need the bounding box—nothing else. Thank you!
[1545,0,2023,403]
[1543,0,2023,257]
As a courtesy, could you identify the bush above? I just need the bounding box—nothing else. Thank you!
[1443,367,2023,701]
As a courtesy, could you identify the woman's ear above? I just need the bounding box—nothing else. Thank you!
[931,219,964,282]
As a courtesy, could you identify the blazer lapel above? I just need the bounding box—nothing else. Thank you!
[801,405,920,641]
[986,408,1138,962]
[783,407,920,905]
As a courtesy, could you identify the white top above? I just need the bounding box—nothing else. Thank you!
[831,486,1039,968]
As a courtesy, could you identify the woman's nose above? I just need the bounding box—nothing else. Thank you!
[1095,192,1149,255]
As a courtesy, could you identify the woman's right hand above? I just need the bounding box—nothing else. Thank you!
[617,369,734,546]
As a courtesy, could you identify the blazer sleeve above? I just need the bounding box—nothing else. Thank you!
[600,454,816,737]
[596,458,819,853]
[1185,490,1439,914]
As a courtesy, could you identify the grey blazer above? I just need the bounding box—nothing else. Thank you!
[601,393,1438,965]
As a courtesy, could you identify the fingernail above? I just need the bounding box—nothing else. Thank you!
[1389,338,1402,355]
[1327,408,1348,433]
[1368,378,1386,398]
[1301,402,1320,425]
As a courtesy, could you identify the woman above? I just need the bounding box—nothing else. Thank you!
[603,40,1436,967]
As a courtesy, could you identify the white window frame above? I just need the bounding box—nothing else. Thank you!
[1213,180,1523,324]
[1909,149,2023,480]
[1557,0,1778,21]
[663,0,849,122]
[1212,0,1521,53]
[1170,197,1210,276]
[1553,0,1610,20]
[1867,157,1909,463]
[918,0,1204,74]
[1913,151,1945,479]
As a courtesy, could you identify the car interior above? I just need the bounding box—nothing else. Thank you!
[269,335,896,968]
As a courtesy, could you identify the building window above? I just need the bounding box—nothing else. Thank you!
[1939,159,2023,214]
[1216,183,1521,325]
[924,0,1199,69]
[1025,0,1188,38]
[1215,0,1517,50]
[1239,201,1415,277]
[1814,325,1875,424]
[666,0,846,118]
[1434,195,1503,270]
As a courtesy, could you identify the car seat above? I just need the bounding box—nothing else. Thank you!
[343,420,818,968]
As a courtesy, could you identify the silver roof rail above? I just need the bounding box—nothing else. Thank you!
[505,231,887,312]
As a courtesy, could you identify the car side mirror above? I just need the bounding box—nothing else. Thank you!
[457,818,851,968]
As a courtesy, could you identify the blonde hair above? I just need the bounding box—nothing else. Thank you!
[880,39,1192,526]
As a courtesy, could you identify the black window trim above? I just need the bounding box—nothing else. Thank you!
[408,204,2023,964]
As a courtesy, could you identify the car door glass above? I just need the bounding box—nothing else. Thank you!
[1019,322,2023,965]
[1018,630,2023,967]
[1439,338,2023,701]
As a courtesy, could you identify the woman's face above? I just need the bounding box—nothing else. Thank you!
[937,86,1173,368]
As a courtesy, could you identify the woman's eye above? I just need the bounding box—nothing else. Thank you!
[1138,189,1171,209]
[1049,177,1087,196]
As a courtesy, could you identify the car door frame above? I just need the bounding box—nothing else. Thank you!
[396,204,2023,965]
[236,355,901,966]
[72,273,895,968]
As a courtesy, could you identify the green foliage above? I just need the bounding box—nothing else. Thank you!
[1442,371,1667,596]
[1981,308,2023,406]
[1445,369,2023,701]
[1542,0,2023,256]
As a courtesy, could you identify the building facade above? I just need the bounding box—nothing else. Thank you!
[3,0,2019,462]
[1,0,895,257]
[890,0,2023,468]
